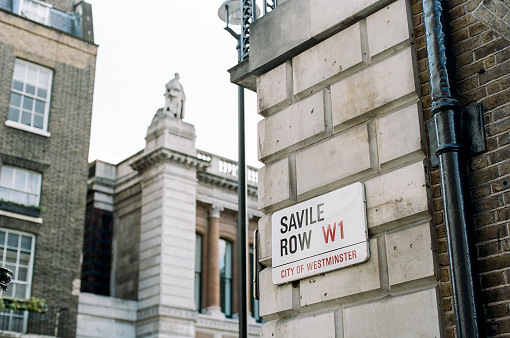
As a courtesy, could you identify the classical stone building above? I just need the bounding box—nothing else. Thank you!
[77,77,263,337]
[229,0,509,336]
[0,0,96,336]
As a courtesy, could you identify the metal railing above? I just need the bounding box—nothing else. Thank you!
[0,0,82,38]
[263,0,279,14]
[0,306,69,337]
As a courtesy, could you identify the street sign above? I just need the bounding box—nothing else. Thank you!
[272,182,369,284]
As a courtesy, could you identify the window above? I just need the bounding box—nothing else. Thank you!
[0,229,36,333]
[0,166,42,206]
[195,234,202,312]
[18,0,51,25]
[219,239,232,317]
[8,59,52,135]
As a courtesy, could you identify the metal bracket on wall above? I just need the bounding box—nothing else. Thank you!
[253,229,262,300]
[427,104,486,167]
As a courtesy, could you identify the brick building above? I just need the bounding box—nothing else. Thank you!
[0,0,96,336]
[77,78,263,337]
[227,0,509,336]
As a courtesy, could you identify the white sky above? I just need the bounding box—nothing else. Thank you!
[86,0,262,168]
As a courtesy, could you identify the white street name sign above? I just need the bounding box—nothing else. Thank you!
[272,182,369,284]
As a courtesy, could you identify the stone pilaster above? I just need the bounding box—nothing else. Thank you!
[132,112,208,337]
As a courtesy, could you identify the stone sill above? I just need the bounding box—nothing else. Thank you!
[0,209,42,224]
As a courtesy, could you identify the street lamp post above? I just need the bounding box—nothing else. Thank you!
[217,1,258,337]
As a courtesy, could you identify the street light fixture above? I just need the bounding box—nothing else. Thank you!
[217,1,259,337]
[0,267,13,297]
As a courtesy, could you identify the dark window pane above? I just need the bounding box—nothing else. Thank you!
[8,107,20,122]
[19,251,30,266]
[7,234,19,248]
[23,97,33,110]
[15,284,26,299]
[17,267,27,281]
[12,80,23,91]
[5,249,17,263]
[21,110,32,125]
[37,88,47,99]
[33,114,43,129]
[20,236,31,251]
[25,84,36,95]
[10,93,21,107]
[34,100,45,114]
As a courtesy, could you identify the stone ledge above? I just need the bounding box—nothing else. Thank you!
[229,0,396,91]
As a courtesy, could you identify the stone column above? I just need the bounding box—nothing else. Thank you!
[205,204,223,317]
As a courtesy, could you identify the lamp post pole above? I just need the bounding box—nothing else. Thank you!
[218,2,258,336]
[234,35,248,338]
[237,66,249,338]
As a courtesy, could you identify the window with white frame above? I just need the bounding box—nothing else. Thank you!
[18,0,51,25]
[0,166,42,206]
[0,229,35,333]
[8,59,52,134]
[219,239,232,317]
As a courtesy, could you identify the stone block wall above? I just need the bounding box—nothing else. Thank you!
[252,0,442,336]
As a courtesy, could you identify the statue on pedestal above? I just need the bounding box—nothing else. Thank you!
[164,73,186,119]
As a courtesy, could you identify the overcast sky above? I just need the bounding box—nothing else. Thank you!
[86,0,262,167]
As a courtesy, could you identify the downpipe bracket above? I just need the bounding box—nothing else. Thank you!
[427,103,486,167]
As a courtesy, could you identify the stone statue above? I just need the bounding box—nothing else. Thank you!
[164,73,186,119]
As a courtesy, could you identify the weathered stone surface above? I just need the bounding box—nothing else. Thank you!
[331,48,417,128]
[258,62,292,115]
[77,293,137,338]
[293,310,337,338]
[293,23,363,95]
[259,268,299,319]
[365,161,429,230]
[260,309,338,338]
[309,0,390,36]
[260,320,277,338]
[296,124,373,196]
[386,222,436,286]
[258,214,272,266]
[300,238,380,305]
[366,0,412,57]
[343,288,441,337]
[258,158,290,211]
[376,103,424,168]
[258,91,326,161]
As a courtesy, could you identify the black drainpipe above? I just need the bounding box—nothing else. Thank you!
[421,0,485,336]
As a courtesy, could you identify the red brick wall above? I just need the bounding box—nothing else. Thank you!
[411,0,510,336]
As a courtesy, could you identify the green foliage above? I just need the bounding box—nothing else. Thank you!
[0,199,42,212]
[0,297,48,313]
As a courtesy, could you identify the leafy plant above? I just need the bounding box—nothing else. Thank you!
[0,297,48,313]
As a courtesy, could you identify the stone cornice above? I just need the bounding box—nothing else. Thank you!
[130,148,210,174]
[197,171,258,197]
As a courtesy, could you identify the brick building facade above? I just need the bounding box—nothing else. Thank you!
[229,0,509,336]
[0,0,96,336]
